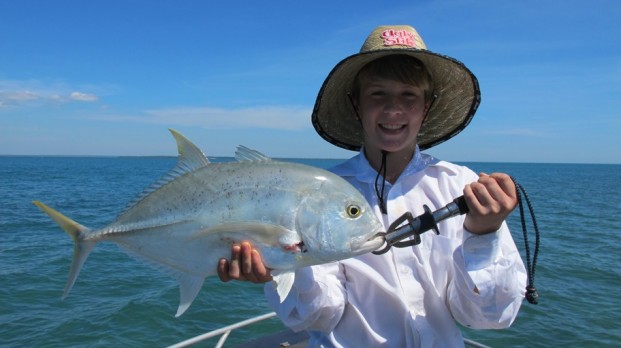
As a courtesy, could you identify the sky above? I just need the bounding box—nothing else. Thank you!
[1,1,620,164]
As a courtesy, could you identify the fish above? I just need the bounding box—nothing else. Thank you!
[33,129,385,317]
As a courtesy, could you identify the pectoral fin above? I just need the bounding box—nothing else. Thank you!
[189,222,300,247]
[271,270,295,303]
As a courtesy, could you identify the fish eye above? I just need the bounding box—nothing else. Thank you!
[346,204,362,218]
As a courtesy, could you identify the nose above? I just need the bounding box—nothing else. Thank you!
[383,96,405,115]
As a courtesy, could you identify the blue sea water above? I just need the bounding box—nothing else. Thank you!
[1,156,620,347]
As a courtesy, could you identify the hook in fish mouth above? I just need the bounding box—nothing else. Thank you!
[358,231,387,254]
[370,231,387,241]
[370,232,390,255]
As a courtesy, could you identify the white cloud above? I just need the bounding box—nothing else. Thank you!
[0,79,99,108]
[5,90,39,102]
[70,91,98,102]
[94,106,313,131]
[0,90,40,108]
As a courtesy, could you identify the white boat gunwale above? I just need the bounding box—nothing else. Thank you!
[166,312,492,348]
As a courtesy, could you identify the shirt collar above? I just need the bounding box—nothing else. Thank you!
[331,146,440,184]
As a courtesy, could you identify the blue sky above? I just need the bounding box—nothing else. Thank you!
[1,1,619,163]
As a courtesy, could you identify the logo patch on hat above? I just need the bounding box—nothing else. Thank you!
[381,29,416,47]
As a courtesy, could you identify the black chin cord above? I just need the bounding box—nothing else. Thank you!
[512,177,540,304]
[348,92,389,216]
[375,151,388,214]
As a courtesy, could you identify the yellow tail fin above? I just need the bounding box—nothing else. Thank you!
[33,201,96,298]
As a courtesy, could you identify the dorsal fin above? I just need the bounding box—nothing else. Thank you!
[168,129,211,175]
[118,130,210,217]
[235,145,271,162]
[146,129,210,189]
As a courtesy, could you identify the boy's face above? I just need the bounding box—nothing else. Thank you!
[357,77,429,156]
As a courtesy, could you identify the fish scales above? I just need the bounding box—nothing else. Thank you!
[109,162,328,275]
[115,161,310,230]
[33,129,385,317]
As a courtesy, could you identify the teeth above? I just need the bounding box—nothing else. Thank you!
[381,124,403,130]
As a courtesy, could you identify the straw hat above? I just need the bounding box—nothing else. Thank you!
[311,25,481,151]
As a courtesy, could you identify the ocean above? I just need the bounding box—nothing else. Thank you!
[1,156,620,347]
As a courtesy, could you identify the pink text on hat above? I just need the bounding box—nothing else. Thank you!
[381,29,416,48]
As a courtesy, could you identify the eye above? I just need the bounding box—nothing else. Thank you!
[347,204,362,218]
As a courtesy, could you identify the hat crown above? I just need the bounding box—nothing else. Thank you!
[360,25,427,53]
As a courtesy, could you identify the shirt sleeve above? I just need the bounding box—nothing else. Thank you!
[264,262,347,333]
[447,222,527,329]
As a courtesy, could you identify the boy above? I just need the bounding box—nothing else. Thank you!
[219,25,526,347]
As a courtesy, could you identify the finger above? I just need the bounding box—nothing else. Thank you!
[490,173,517,200]
[482,173,517,211]
[240,242,264,283]
[463,183,483,213]
[476,173,512,209]
[470,181,496,212]
[241,242,253,276]
[228,244,242,280]
[251,249,273,283]
[217,258,231,282]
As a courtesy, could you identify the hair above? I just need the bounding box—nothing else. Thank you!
[351,55,435,104]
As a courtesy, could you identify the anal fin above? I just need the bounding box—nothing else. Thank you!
[174,273,205,317]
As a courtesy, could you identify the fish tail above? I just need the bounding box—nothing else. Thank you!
[33,201,96,298]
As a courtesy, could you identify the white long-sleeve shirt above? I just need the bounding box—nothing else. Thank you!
[265,150,527,347]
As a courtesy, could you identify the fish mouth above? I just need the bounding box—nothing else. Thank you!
[358,231,386,253]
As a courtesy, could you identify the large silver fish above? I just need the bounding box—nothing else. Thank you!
[34,130,384,317]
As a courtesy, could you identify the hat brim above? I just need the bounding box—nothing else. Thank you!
[311,49,481,151]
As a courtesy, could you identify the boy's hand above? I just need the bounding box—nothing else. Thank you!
[463,173,517,235]
[217,242,273,283]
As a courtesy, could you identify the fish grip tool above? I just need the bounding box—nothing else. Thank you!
[373,196,468,254]
[372,177,540,305]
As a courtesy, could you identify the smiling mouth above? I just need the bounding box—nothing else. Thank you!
[379,124,406,131]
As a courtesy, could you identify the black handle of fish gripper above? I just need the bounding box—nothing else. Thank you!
[427,195,469,226]
[454,195,469,214]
